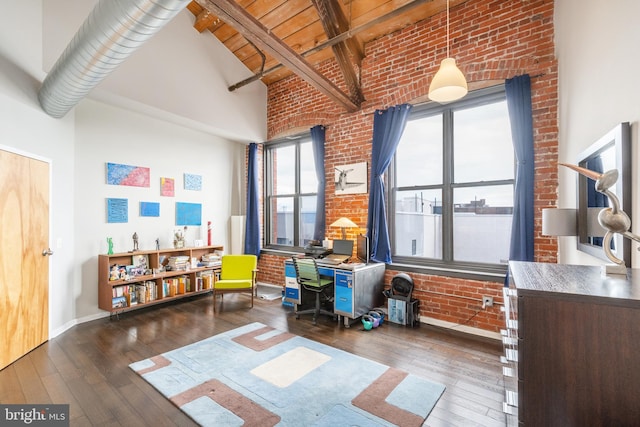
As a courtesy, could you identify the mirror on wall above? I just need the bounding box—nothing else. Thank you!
[576,122,631,264]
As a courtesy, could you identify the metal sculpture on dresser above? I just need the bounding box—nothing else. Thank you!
[561,163,639,275]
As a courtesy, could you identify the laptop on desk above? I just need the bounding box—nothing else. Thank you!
[319,239,353,264]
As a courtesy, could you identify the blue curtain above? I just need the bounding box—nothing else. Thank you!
[310,125,326,242]
[366,104,412,263]
[244,143,261,256]
[505,74,535,267]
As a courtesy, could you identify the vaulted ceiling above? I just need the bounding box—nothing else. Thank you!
[187,0,464,112]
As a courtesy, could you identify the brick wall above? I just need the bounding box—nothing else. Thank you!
[257,0,558,333]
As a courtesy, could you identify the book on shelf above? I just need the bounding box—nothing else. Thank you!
[135,284,146,304]
[167,256,190,271]
[128,284,138,305]
[200,270,214,290]
[178,276,186,294]
[144,281,157,302]
[199,253,222,267]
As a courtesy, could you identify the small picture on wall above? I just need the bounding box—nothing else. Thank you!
[184,173,202,191]
[335,161,367,195]
[160,177,175,197]
[106,198,128,223]
[140,201,160,217]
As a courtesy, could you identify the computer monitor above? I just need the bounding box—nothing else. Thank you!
[332,239,353,256]
[357,234,369,264]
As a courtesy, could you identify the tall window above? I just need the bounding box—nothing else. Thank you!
[390,87,514,271]
[265,135,318,248]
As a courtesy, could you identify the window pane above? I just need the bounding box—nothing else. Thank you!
[300,141,318,194]
[394,189,442,258]
[299,195,317,245]
[454,101,514,183]
[274,145,295,195]
[452,185,513,263]
[396,115,443,187]
[272,197,294,246]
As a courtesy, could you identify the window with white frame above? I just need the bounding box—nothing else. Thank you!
[390,86,515,272]
[264,134,318,248]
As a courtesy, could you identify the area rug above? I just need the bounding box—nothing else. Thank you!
[129,322,445,426]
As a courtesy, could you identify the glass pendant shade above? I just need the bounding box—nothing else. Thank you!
[428,57,468,103]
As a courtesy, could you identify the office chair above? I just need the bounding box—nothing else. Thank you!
[213,254,257,313]
[291,256,336,325]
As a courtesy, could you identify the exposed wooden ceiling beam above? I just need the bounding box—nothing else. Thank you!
[311,0,364,105]
[194,9,217,33]
[228,0,434,91]
[194,0,359,113]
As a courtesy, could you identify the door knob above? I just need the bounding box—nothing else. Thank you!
[42,248,54,256]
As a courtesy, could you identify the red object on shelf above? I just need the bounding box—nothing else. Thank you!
[207,221,212,246]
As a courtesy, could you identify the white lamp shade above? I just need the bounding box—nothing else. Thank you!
[542,208,577,236]
[428,58,468,103]
[330,217,358,228]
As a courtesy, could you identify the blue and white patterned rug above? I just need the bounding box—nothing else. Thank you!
[130,322,445,426]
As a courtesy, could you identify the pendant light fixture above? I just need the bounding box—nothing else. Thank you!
[428,0,468,103]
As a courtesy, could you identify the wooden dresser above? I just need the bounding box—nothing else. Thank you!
[504,261,640,426]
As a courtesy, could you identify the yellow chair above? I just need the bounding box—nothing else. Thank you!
[213,255,258,313]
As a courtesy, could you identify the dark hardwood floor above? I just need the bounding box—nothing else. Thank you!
[0,289,506,426]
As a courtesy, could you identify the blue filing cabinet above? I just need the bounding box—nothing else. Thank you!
[284,260,385,327]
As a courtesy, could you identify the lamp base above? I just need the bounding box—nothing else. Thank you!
[602,263,628,276]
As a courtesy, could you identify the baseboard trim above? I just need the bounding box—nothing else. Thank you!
[50,312,109,339]
[420,315,501,341]
[257,282,281,289]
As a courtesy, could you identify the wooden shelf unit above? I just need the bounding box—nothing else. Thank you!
[98,245,223,313]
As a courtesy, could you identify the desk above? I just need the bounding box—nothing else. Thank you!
[284,260,385,327]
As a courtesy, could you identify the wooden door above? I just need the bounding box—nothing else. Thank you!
[0,148,50,370]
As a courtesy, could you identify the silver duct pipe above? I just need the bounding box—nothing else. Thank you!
[38,0,189,118]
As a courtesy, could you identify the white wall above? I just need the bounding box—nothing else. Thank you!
[74,99,246,319]
[0,1,266,336]
[555,0,640,267]
[0,1,77,336]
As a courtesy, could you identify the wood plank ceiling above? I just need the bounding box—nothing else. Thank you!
[188,0,463,112]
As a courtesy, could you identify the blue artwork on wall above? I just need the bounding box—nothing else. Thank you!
[176,202,202,226]
[184,173,202,191]
[107,198,128,223]
[140,202,160,217]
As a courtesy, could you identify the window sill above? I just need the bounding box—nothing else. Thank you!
[260,248,507,283]
[385,262,507,283]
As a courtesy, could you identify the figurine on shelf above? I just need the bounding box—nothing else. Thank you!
[132,232,139,252]
[155,238,160,250]
[107,237,114,255]
[174,229,185,249]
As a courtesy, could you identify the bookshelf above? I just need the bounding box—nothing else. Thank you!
[98,245,223,313]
